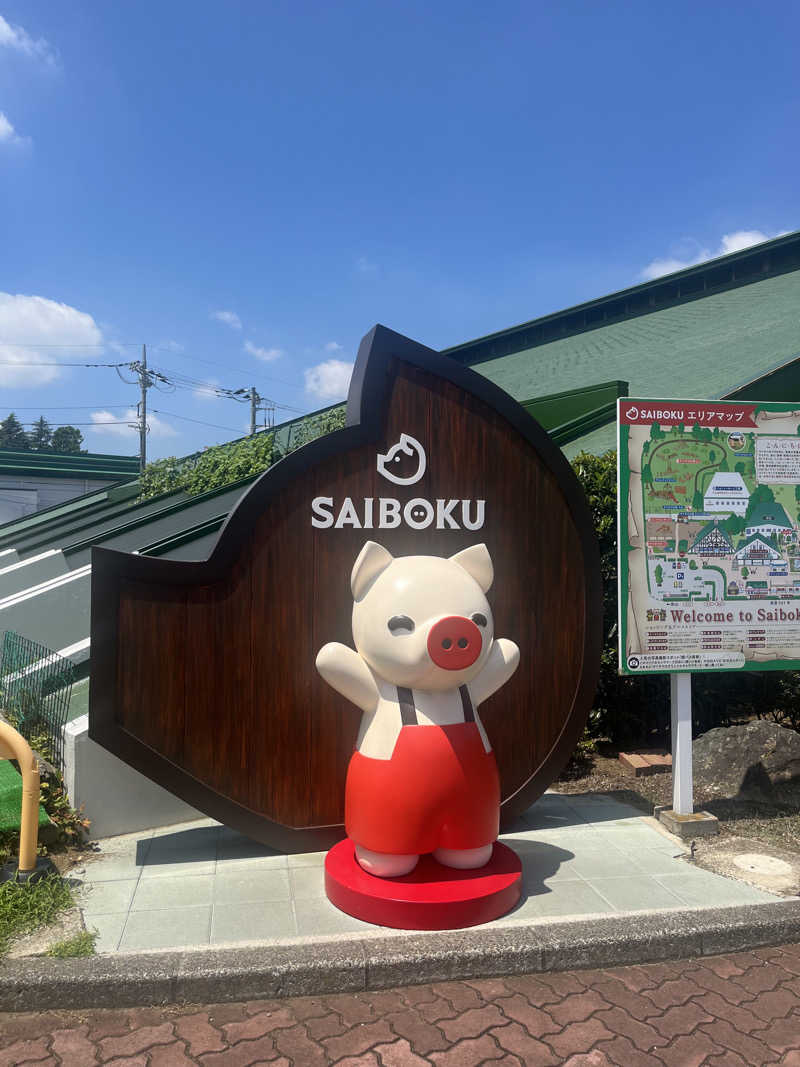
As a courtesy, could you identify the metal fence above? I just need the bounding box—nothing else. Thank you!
[0,631,75,773]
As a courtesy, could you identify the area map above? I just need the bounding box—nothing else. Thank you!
[618,398,800,675]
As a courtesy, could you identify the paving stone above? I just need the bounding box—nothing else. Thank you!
[199,1034,278,1065]
[304,1013,347,1040]
[754,1016,800,1055]
[383,1009,451,1055]
[334,1055,379,1067]
[42,1026,95,1067]
[489,1021,560,1064]
[429,1034,506,1065]
[733,964,787,995]
[372,1037,431,1067]
[321,993,376,1027]
[546,1018,617,1058]
[699,1018,777,1063]
[322,1021,395,1060]
[438,1004,508,1041]
[561,1054,615,1067]
[99,1022,176,1060]
[642,976,707,1010]
[547,990,610,1026]
[223,1008,296,1044]
[648,1001,714,1039]
[588,978,659,1021]
[593,1034,663,1066]
[747,987,800,1021]
[0,1037,52,1065]
[173,1013,226,1055]
[593,1007,669,1052]
[493,992,558,1034]
[689,965,759,1005]
[431,981,485,1012]
[271,1024,328,1067]
[147,1044,197,1067]
[652,1031,721,1067]
[692,990,764,1032]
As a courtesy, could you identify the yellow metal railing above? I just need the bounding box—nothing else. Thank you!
[0,721,40,874]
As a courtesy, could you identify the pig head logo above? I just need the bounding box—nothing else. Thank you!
[316,541,520,878]
[377,433,426,486]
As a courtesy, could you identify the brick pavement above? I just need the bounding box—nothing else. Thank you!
[1,943,798,1065]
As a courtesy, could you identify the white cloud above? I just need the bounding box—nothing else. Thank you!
[211,309,242,330]
[304,359,354,400]
[0,111,29,147]
[0,14,57,66]
[0,292,102,387]
[158,339,184,353]
[193,378,219,401]
[244,339,283,362]
[640,229,789,281]
[89,409,177,439]
[356,255,377,274]
[324,341,343,352]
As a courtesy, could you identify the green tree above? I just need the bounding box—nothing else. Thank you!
[741,565,749,579]
[735,462,745,474]
[29,416,53,451]
[641,463,653,486]
[51,426,84,453]
[724,513,745,536]
[692,489,704,511]
[678,539,688,554]
[0,412,29,450]
[689,559,698,570]
[654,563,664,586]
[709,449,716,462]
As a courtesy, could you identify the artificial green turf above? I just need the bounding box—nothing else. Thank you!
[0,760,49,834]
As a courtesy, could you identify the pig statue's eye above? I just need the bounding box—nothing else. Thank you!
[471,612,488,628]
[387,614,415,635]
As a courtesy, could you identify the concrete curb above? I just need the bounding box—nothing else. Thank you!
[3,900,799,1013]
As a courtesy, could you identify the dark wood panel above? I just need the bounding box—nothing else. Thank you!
[117,581,187,763]
[91,325,601,849]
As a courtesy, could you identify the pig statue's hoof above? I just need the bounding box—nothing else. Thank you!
[433,844,494,869]
[355,844,419,877]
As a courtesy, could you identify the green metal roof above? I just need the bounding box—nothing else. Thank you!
[470,266,800,458]
[746,501,792,529]
[0,448,139,481]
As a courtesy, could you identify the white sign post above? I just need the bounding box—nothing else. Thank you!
[670,672,693,815]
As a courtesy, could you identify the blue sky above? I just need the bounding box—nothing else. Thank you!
[1,1,798,460]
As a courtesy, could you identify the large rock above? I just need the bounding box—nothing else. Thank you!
[693,720,800,800]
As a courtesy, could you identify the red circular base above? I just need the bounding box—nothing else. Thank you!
[325,840,522,930]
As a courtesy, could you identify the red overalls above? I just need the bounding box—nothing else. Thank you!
[345,685,500,856]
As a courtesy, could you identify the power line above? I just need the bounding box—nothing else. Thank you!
[149,409,242,433]
[150,346,306,391]
[5,404,131,410]
[0,359,128,367]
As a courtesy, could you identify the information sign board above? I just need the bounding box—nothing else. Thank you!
[618,397,800,675]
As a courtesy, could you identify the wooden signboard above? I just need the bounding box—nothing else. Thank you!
[89,326,602,851]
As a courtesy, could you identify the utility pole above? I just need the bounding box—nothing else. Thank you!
[250,386,257,436]
[139,343,148,472]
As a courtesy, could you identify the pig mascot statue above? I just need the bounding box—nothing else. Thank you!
[316,541,520,878]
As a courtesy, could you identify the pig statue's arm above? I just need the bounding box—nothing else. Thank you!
[315,643,380,714]
[469,638,520,706]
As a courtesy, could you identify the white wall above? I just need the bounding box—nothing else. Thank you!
[63,714,204,839]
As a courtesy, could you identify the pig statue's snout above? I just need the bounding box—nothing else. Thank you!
[427,616,482,670]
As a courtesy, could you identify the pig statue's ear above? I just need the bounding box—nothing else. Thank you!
[449,544,493,593]
[351,541,394,600]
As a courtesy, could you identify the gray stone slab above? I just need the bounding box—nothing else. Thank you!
[212,869,291,905]
[655,871,779,907]
[82,912,127,954]
[131,875,214,912]
[119,906,212,952]
[588,875,686,912]
[295,897,376,936]
[289,865,326,900]
[76,879,138,914]
[211,902,296,943]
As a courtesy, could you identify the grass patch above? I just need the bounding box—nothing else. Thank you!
[0,874,73,957]
[46,929,97,958]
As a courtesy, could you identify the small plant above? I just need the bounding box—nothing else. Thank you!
[0,874,73,956]
[46,929,97,958]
